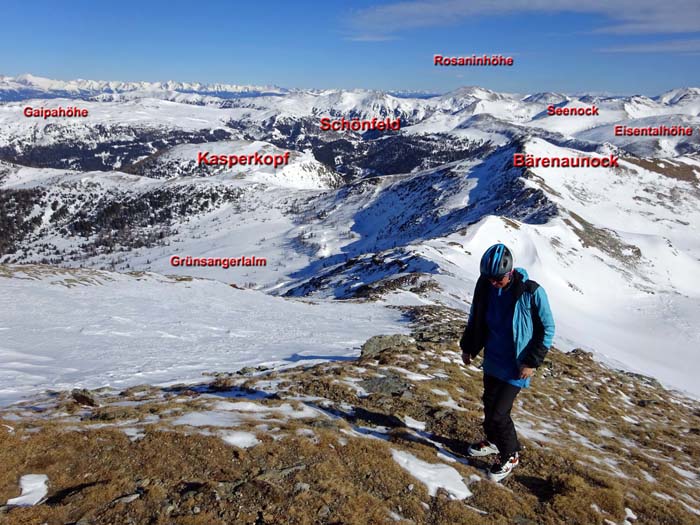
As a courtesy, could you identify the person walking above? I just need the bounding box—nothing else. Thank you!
[459,243,555,482]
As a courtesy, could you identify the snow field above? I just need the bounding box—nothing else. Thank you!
[0,266,408,407]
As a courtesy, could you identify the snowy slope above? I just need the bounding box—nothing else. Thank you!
[259,139,700,396]
[151,141,342,188]
[575,115,700,156]
[0,158,333,286]
[396,139,700,397]
[0,265,408,407]
[0,98,236,143]
[412,216,700,399]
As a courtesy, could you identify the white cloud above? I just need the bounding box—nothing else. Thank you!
[347,0,700,37]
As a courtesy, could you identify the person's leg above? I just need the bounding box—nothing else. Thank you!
[481,373,501,444]
[488,381,522,457]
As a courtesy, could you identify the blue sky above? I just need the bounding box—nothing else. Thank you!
[1,0,699,94]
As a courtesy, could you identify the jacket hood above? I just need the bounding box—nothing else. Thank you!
[514,267,529,282]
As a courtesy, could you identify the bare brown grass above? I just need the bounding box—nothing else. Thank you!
[1,304,699,524]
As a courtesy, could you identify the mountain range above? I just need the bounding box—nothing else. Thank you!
[0,74,699,401]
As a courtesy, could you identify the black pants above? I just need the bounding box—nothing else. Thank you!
[482,373,522,458]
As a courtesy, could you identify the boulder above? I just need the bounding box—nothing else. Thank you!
[360,334,415,360]
[71,389,99,407]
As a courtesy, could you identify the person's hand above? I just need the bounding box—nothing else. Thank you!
[462,352,471,366]
[519,365,535,379]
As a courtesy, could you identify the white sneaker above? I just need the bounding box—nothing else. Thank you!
[487,452,519,482]
[467,440,500,457]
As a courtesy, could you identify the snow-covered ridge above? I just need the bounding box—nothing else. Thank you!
[4,74,699,158]
[0,74,288,100]
[3,74,699,113]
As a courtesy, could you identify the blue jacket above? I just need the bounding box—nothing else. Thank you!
[459,268,555,388]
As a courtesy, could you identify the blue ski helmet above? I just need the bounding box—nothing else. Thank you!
[480,243,513,278]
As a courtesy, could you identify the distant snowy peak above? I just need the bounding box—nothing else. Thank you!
[522,92,569,105]
[387,90,441,99]
[436,86,511,109]
[305,89,409,111]
[622,96,659,117]
[444,86,505,100]
[141,140,342,189]
[656,88,700,105]
[0,74,288,101]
